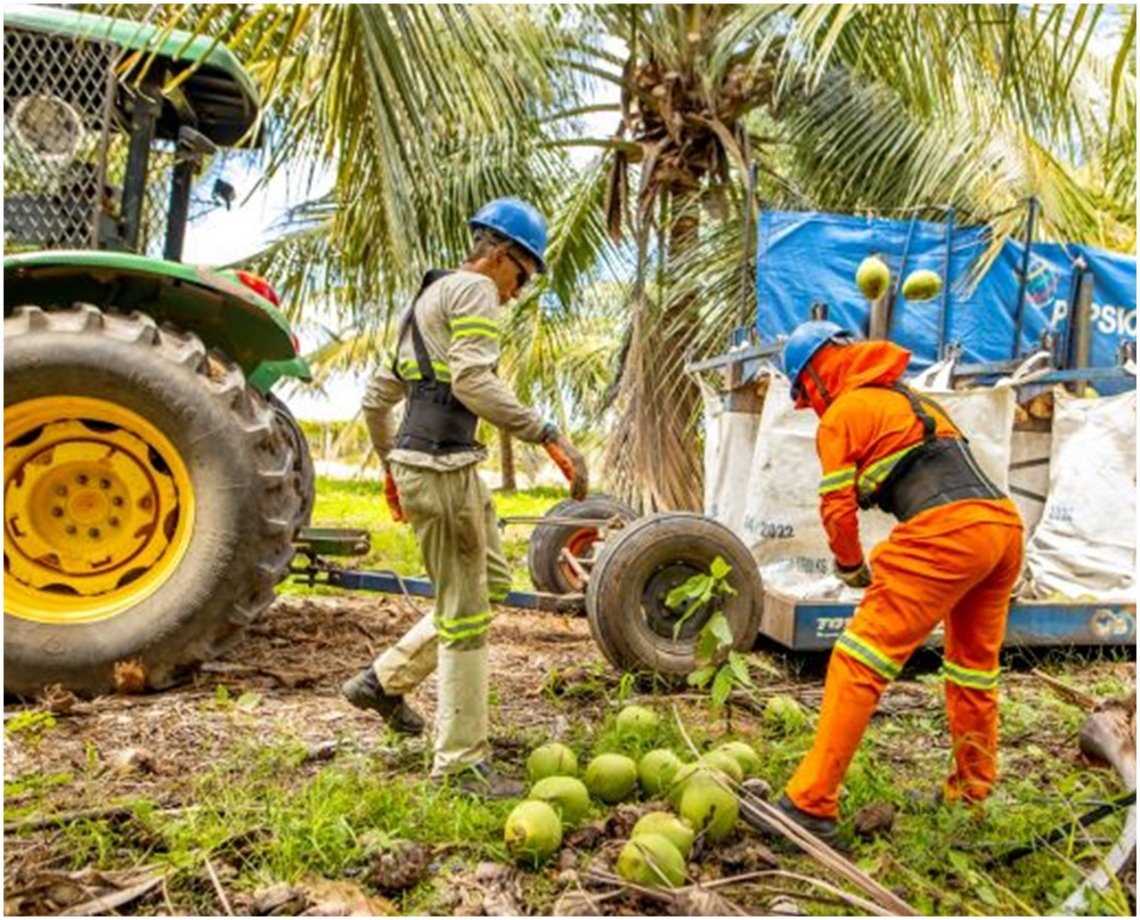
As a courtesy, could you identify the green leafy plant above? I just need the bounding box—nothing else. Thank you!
[665,555,737,638]
[664,557,751,707]
[689,618,755,708]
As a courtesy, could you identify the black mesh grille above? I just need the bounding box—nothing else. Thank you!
[3,26,172,256]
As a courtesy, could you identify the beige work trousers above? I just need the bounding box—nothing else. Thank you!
[371,462,511,774]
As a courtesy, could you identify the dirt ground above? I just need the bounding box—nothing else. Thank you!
[3,596,613,916]
[4,595,1135,916]
[4,594,604,809]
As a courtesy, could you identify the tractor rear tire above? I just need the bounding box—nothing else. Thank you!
[3,305,302,697]
[268,393,315,531]
[585,512,763,677]
[527,494,637,594]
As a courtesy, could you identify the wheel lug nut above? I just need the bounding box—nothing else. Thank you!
[76,474,88,485]
[99,478,111,490]
[88,528,100,538]
[55,485,67,497]
[111,496,124,507]
[109,517,120,527]
[51,507,63,518]
[65,525,77,535]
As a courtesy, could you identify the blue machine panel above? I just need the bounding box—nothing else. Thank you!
[789,600,1136,651]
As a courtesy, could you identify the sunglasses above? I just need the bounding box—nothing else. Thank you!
[504,249,533,290]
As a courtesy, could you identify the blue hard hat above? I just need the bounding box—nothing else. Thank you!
[781,321,853,396]
[469,198,548,273]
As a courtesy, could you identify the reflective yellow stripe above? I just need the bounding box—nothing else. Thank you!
[436,610,493,631]
[819,467,856,495]
[942,660,1000,691]
[397,359,452,382]
[451,317,499,333]
[834,631,902,681]
[856,444,920,500]
[452,316,498,326]
[452,328,500,341]
[437,624,491,643]
[433,615,492,642]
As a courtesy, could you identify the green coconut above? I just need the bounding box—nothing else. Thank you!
[529,776,590,827]
[584,753,639,804]
[699,750,744,784]
[715,741,762,778]
[504,800,563,866]
[856,255,891,300]
[902,268,942,301]
[679,777,739,843]
[763,695,807,733]
[665,762,712,807]
[632,811,696,859]
[615,833,687,888]
[526,742,578,782]
[637,749,682,797]
[615,704,660,738]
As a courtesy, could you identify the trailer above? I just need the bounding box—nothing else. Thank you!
[289,202,1135,680]
[292,500,1135,680]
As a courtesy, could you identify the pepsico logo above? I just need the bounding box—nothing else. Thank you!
[1025,255,1060,307]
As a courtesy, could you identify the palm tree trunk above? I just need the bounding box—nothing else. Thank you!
[499,427,517,493]
[603,188,705,513]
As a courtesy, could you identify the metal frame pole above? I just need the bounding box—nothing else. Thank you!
[163,158,194,262]
[937,207,955,359]
[1011,197,1038,358]
[121,82,161,251]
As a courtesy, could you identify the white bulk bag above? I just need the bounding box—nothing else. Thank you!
[1008,429,1051,538]
[700,378,763,536]
[1024,387,1137,601]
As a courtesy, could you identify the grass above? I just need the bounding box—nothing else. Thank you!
[4,656,1134,915]
[4,477,1134,915]
[283,477,567,596]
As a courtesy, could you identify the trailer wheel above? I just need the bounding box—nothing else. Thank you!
[527,494,636,594]
[586,513,762,677]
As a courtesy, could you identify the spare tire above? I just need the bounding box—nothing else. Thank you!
[586,513,762,677]
[527,495,637,594]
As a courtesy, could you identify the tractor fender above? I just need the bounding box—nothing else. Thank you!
[3,251,311,391]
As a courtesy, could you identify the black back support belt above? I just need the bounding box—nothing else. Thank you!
[393,269,480,456]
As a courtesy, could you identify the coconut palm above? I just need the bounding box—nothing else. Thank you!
[570,4,1135,509]
[121,3,1135,511]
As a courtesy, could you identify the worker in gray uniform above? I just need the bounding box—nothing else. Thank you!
[342,198,588,795]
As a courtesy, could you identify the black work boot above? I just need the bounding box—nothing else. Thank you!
[742,794,840,846]
[341,667,425,736]
[433,762,526,799]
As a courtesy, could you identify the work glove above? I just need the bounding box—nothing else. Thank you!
[835,559,872,589]
[542,424,589,500]
[383,467,406,523]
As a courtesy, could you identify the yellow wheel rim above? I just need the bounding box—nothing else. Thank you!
[4,396,195,624]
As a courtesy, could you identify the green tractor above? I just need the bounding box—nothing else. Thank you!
[3,7,315,696]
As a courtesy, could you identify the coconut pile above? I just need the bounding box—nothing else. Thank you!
[502,701,794,888]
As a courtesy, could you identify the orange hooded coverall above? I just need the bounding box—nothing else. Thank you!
[785,340,1024,818]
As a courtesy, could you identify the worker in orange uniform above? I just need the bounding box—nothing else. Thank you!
[746,321,1024,844]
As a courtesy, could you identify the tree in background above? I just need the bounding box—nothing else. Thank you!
[129,3,1135,509]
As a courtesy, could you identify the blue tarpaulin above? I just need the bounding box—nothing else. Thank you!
[754,210,1137,379]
